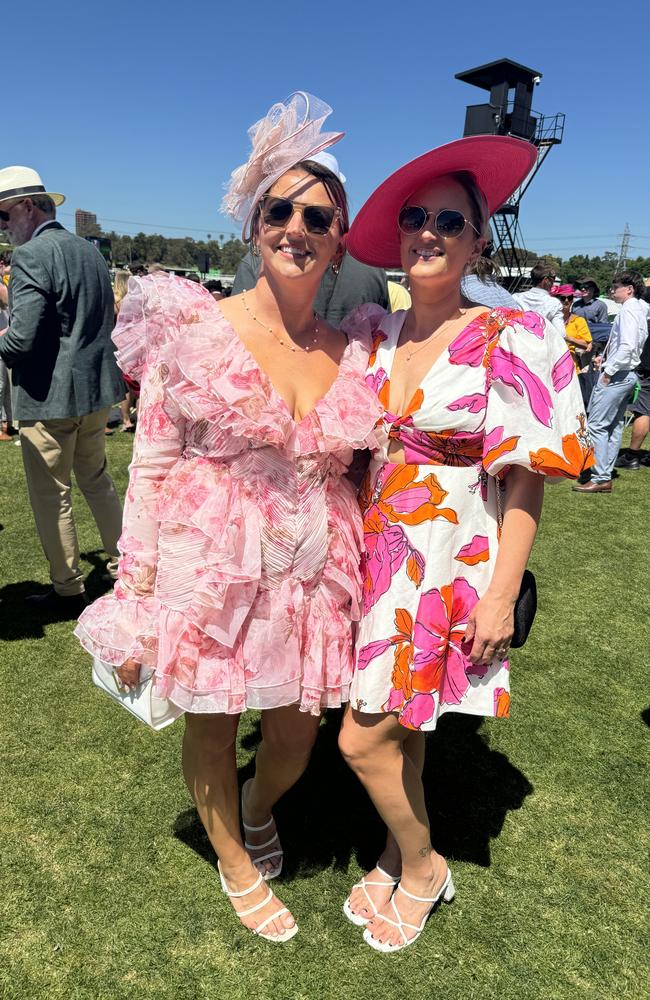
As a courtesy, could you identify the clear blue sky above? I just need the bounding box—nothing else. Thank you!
[5,0,649,260]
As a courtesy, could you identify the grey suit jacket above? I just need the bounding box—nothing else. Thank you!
[0,222,124,420]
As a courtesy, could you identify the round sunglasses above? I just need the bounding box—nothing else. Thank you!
[260,195,341,235]
[398,205,480,239]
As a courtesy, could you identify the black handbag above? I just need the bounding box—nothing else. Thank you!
[511,569,537,648]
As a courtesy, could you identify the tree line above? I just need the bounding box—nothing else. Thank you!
[78,221,248,274]
[496,249,650,292]
[78,216,649,289]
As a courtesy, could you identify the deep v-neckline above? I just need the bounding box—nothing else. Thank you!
[383,310,488,420]
[217,305,351,426]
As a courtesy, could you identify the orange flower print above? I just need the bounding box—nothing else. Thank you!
[494,688,510,717]
[529,431,594,478]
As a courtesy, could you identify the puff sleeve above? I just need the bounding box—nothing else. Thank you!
[481,310,594,479]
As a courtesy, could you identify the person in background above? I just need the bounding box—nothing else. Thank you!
[574,271,648,493]
[572,278,608,325]
[460,238,517,308]
[615,288,650,469]
[387,278,411,311]
[513,263,565,337]
[0,166,124,615]
[113,270,135,432]
[551,284,592,371]
[203,279,224,301]
[0,278,15,440]
[233,152,390,324]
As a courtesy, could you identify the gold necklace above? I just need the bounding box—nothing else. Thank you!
[242,291,321,353]
[401,309,466,361]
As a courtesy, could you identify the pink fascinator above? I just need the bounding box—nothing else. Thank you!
[221,91,344,240]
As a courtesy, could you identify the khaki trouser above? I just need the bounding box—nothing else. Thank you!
[19,407,123,596]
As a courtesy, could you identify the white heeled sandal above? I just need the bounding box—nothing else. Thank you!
[362,868,455,953]
[243,815,283,881]
[342,865,399,926]
[241,780,283,881]
[218,863,298,943]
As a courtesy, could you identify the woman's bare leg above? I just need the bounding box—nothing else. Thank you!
[182,712,296,936]
[242,705,321,875]
[339,708,448,946]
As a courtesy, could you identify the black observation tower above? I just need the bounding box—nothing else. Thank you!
[455,58,565,289]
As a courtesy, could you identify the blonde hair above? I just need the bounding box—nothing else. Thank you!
[113,269,131,313]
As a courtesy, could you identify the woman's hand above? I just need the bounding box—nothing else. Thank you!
[463,589,515,665]
[114,657,142,693]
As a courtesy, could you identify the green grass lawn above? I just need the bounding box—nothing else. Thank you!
[1,433,649,1000]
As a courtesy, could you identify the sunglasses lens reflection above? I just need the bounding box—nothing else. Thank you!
[262,197,294,228]
[302,206,336,234]
[435,210,466,237]
[398,206,428,234]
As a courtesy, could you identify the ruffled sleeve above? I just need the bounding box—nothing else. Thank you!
[112,273,219,380]
[340,302,390,357]
[482,311,594,479]
[74,275,211,667]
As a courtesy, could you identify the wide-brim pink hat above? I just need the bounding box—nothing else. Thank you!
[347,135,537,269]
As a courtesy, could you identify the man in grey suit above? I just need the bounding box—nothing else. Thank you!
[0,166,125,616]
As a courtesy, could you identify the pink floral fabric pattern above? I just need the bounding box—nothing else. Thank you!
[75,273,381,714]
[342,304,593,731]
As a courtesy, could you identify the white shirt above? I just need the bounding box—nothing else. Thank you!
[512,286,566,338]
[602,297,649,376]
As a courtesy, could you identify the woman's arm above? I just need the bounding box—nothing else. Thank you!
[464,466,544,665]
[112,362,186,689]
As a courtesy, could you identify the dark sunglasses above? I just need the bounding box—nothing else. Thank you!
[398,205,480,239]
[260,195,341,235]
[0,199,26,222]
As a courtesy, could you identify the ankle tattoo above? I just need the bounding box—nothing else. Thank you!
[418,843,432,858]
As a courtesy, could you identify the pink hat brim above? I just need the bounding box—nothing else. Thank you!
[347,135,537,269]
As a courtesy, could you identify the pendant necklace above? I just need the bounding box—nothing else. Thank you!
[242,291,320,353]
[402,309,466,361]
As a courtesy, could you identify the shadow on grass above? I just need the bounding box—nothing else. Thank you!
[641,706,650,728]
[173,710,532,877]
[0,549,113,640]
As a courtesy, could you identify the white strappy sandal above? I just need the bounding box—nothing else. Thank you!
[362,868,455,952]
[218,863,298,943]
[342,865,400,926]
[241,780,283,881]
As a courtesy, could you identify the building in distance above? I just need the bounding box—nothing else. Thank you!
[75,209,100,237]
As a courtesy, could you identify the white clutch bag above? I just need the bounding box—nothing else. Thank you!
[92,657,184,731]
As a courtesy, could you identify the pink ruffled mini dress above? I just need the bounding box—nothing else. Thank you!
[75,274,381,714]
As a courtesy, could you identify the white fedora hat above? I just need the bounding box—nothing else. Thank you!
[0,165,65,206]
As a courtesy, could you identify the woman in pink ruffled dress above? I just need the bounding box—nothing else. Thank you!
[337,137,594,952]
[75,93,380,942]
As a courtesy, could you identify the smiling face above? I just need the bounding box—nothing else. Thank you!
[254,168,343,285]
[399,176,485,296]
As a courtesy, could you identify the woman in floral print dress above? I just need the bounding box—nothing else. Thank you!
[338,137,593,952]
[75,94,381,943]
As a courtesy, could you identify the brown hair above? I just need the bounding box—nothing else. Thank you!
[530,263,556,286]
[248,159,349,247]
[612,270,646,299]
[448,171,489,236]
